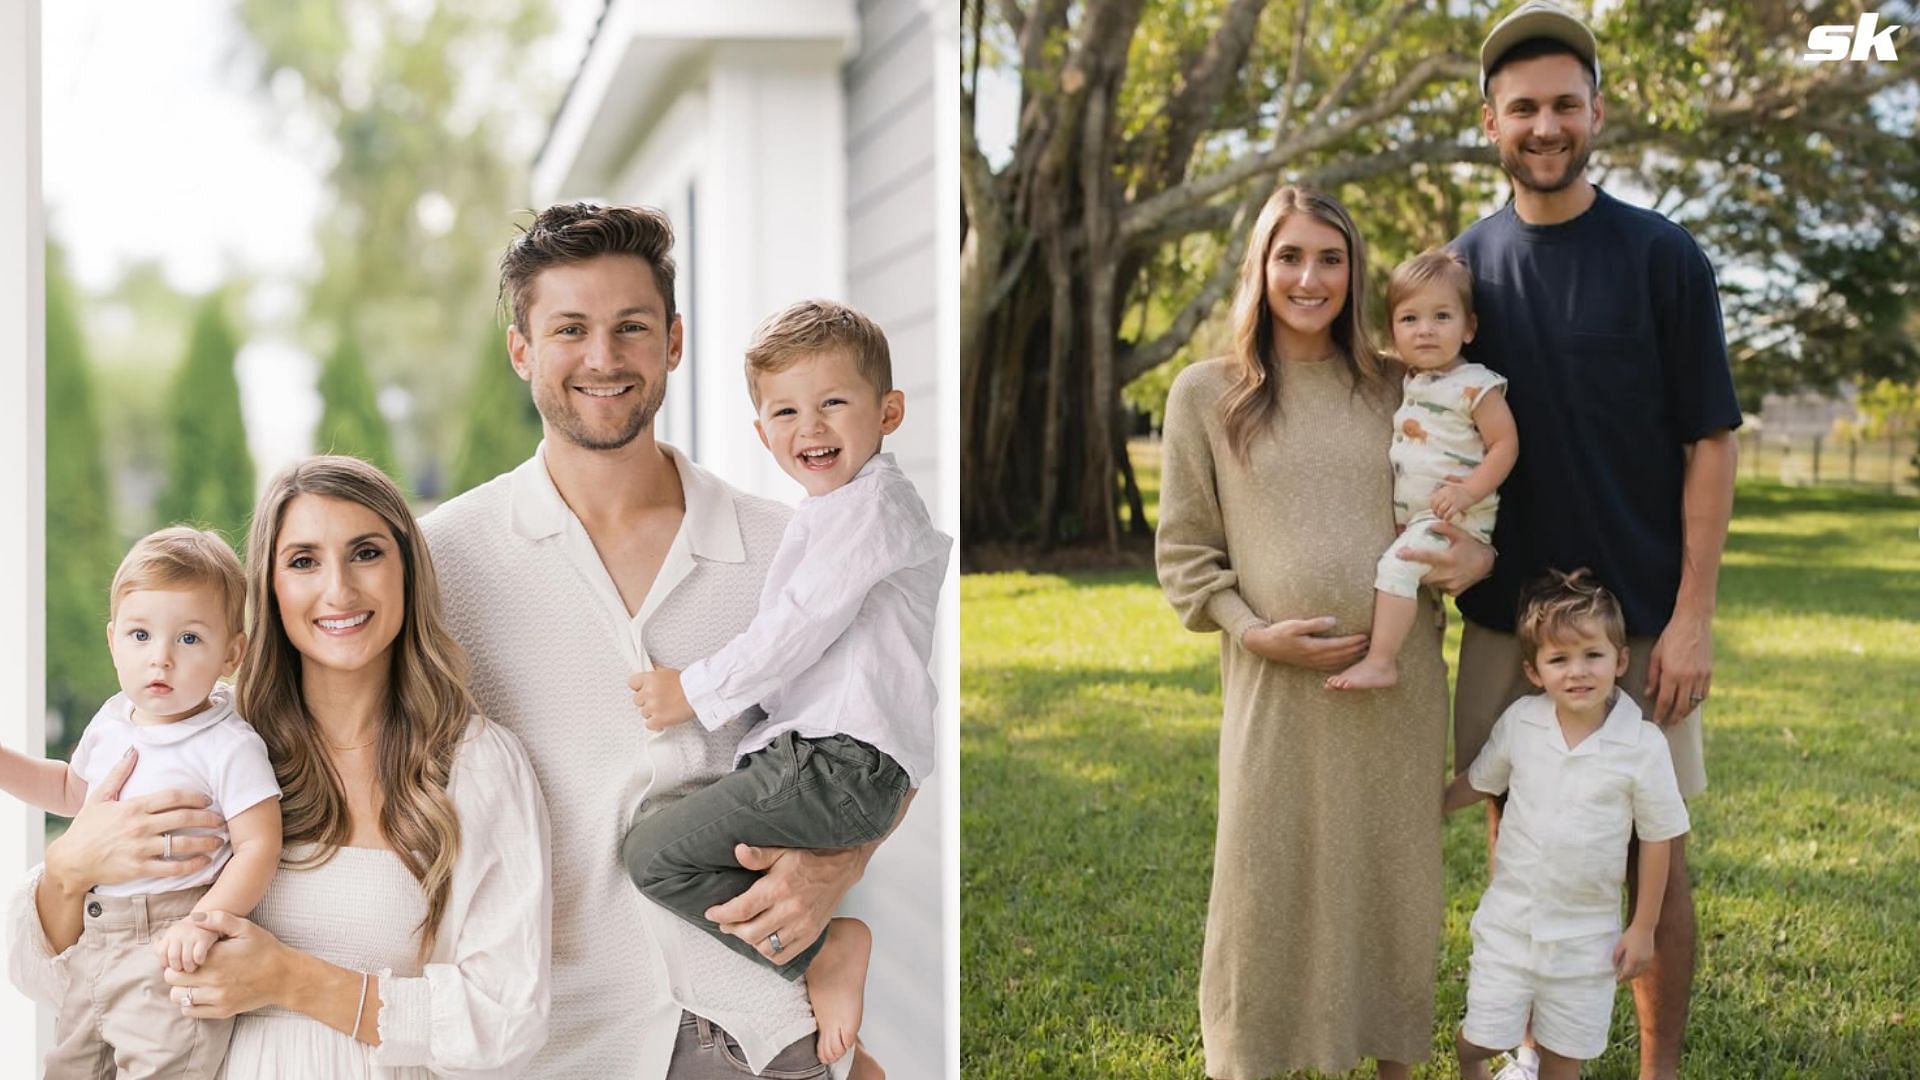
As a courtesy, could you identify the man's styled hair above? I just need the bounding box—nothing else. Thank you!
[110,527,247,633]
[1485,37,1598,100]
[1516,568,1628,658]
[498,203,677,335]
[1386,249,1477,321]
[743,299,893,408]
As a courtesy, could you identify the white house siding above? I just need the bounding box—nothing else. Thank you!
[836,2,951,1073]
[847,0,940,488]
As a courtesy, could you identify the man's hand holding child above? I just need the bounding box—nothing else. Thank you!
[630,668,696,731]
[155,916,221,974]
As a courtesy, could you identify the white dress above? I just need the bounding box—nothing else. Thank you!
[224,845,429,1077]
[10,717,554,1080]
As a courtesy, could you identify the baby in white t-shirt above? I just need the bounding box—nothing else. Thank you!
[623,299,950,1071]
[2,528,282,1079]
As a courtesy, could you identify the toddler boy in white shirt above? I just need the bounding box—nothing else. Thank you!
[623,299,951,1068]
[0,527,281,1079]
[1442,569,1690,1080]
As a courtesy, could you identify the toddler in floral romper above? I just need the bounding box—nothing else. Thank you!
[1331,249,1518,690]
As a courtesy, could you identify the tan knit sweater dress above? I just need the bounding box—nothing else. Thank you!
[1156,356,1448,1077]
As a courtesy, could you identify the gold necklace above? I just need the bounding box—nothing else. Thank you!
[322,735,378,752]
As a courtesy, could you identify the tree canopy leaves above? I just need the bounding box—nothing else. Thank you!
[962,0,1919,546]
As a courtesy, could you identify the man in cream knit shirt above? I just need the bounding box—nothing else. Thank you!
[423,203,885,1078]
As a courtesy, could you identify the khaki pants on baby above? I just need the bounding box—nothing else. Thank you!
[44,886,231,1080]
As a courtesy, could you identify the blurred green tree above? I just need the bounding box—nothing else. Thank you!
[83,262,206,529]
[44,245,120,757]
[156,295,255,543]
[234,1,558,491]
[451,331,542,495]
[961,0,1920,547]
[315,327,398,480]
[1854,378,1920,483]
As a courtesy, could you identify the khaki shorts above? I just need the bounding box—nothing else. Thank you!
[45,885,231,1080]
[1454,619,1707,799]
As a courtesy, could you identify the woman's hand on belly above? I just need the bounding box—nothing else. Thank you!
[1243,616,1369,672]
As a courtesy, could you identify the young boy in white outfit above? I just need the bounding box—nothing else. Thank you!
[0,527,282,1079]
[1329,249,1518,691]
[622,299,951,1068]
[1443,569,1691,1079]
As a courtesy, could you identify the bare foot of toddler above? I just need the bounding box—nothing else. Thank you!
[1326,654,1399,690]
[808,917,872,1064]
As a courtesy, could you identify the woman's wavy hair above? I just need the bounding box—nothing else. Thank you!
[1221,186,1393,461]
[238,455,470,962]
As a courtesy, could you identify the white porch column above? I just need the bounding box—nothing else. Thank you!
[689,41,850,501]
[932,6,961,1074]
[0,0,49,1067]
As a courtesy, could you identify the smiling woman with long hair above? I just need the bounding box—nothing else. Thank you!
[1156,187,1449,1080]
[203,455,551,1076]
[236,456,473,960]
[12,455,553,1077]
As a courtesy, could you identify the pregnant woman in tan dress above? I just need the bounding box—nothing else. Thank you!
[1157,186,1449,1079]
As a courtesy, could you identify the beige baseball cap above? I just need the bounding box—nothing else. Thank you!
[1480,0,1601,98]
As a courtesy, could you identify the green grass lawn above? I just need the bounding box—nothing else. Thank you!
[962,481,1920,1078]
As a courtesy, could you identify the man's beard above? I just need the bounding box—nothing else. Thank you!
[533,375,667,451]
[1500,137,1592,195]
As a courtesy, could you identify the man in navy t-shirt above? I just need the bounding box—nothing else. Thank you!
[1412,4,1741,1079]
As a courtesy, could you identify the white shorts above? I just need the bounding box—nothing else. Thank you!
[1460,918,1619,1061]
[1373,517,1452,598]
[1373,502,1496,598]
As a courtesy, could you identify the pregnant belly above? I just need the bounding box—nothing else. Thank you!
[1238,529,1390,634]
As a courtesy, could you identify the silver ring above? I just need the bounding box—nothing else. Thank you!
[766,930,784,955]
[180,987,194,1008]
[1689,693,1705,703]
[163,834,172,860]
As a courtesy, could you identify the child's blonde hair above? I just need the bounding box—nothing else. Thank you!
[1385,249,1476,321]
[744,299,892,408]
[109,527,246,634]
[1516,568,1627,658]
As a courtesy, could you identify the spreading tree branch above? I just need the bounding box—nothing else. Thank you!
[997,0,1026,41]
[1300,0,1425,131]
[1118,194,1265,384]
[1122,54,1478,240]
[1272,0,1313,138]
[1143,0,1273,193]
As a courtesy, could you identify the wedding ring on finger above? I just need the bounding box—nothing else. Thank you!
[178,987,194,1009]
[1689,692,1705,704]
[162,834,172,860]
[766,930,784,955]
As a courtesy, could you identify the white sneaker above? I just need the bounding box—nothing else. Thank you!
[1492,1055,1539,1080]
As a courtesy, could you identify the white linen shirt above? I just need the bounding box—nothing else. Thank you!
[420,443,848,1079]
[69,685,280,897]
[1467,691,1691,940]
[679,453,951,783]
